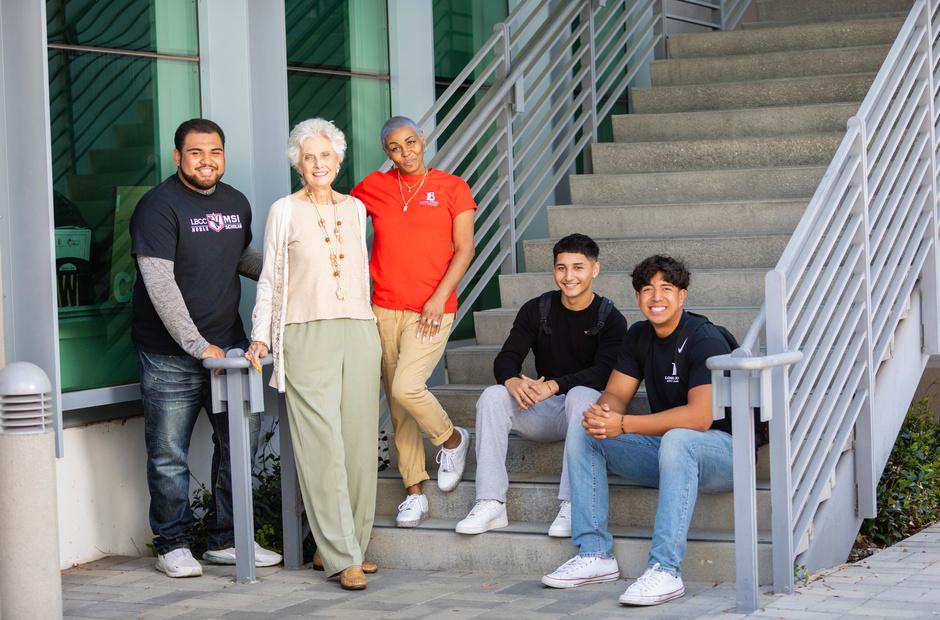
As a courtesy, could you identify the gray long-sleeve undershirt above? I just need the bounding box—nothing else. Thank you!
[137,246,262,358]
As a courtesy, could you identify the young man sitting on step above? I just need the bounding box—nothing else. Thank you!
[542,254,734,607]
[453,233,628,537]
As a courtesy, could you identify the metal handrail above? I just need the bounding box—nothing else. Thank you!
[379,0,749,329]
[710,0,940,612]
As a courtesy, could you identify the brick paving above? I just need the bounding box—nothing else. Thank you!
[62,521,940,620]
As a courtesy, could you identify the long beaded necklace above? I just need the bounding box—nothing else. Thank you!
[304,189,346,300]
[397,168,430,212]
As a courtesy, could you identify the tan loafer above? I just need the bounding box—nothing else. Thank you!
[340,565,367,590]
[313,552,377,574]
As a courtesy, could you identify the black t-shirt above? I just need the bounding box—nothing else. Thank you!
[615,312,732,434]
[130,174,252,356]
[493,291,628,394]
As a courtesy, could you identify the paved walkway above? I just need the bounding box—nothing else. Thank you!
[61,522,940,620]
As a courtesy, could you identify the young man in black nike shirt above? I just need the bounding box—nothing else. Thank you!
[452,234,628,537]
[542,255,733,607]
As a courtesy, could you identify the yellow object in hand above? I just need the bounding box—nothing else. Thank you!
[246,353,262,373]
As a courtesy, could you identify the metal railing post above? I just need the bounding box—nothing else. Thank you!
[495,22,518,276]
[766,269,795,594]
[653,0,668,59]
[582,0,600,150]
[730,366,759,612]
[277,392,305,569]
[848,116,878,519]
[917,0,940,356]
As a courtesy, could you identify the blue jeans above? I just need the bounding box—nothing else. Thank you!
[564,388,733,576]
[138,346,260,555]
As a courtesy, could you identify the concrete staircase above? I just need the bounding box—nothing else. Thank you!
[368,0,910,582]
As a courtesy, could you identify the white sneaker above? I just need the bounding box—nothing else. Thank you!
[436,426,470,492]
[547,500,571,537]
[155,548,203,578]
[396,493,429,527]
[541,555,620,589]
[202,542,283,567]
[618,563,685,606]
[455,500,509,535]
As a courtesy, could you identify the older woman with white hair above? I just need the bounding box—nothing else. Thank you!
[247,118,380,590]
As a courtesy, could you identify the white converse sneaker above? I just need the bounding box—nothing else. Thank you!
[541,554,620,589]
[547,500,571,537]
[436,426,470,492]
[155,548,203,578]
[618,563,685,606]
[455,500,509,535]
[396,493,429,527]
[203,542,283,567]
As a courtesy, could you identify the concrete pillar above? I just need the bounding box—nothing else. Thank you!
[388,0,436,150]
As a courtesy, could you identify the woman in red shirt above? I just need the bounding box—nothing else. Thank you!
[352,116,476,528]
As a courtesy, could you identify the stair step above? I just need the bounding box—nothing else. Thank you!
[743,11,910,30]
[89,146,154,173]
[374,476,771,531]
[497,268,767,309]
[66,170,155,201]
[524,233,790,271]
[667,16,903,58]
[432,384,651,429]
[113,123,154,148]
[569,165,823,205]
[592,132,842,173]
[652,44,889,86]
[612,103,857,142]
[468,306,760,350]
[548,199,806,238]
[368,518,772,582]
[755,0,912,24]
[631,72,874,114]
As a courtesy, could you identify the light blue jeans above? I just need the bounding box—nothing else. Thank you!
[564,387,733,576]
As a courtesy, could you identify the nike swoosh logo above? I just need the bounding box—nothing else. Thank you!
[677,338,688,353]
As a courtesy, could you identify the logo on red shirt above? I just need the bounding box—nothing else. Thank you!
[420,191,439,207]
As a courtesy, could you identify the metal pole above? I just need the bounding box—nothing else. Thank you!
[224,349,257,583]
[731,368,759,613]
[653,0,667,59]
[278,393,304,569]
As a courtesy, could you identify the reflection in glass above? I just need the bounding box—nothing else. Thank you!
[47,0,198,56]
[285,0,389,74]
[48,49,200,391]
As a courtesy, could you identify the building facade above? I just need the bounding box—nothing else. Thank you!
[0,0,512,568]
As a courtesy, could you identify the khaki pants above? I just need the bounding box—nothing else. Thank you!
[283,318,381,576]
[373,305,455,488]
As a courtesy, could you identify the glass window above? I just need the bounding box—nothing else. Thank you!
[47,0,198,56]
[285,0,390,192]
[433,0,508,82]
[286,0,389,75]
[48,0,200,394]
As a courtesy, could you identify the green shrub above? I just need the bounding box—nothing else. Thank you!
[188,422,315,559]
[856,398,940,551]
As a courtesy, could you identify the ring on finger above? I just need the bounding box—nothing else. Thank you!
[432,320,440,326]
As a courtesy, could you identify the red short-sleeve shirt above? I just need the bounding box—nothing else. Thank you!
[351,168,476,313]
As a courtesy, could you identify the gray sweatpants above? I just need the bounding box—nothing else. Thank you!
[473,384,601,503]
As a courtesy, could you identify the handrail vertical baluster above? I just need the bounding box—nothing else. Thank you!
[731,366,759,612]
[918,0,940,356]
[496,23,517,275]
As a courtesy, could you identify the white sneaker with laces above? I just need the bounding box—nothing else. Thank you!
[155,548,203,578]
[618,563,685,606]
[436,426,470,492]
[396,493,429,527]
[541,554,620,589]
[455,500,509,535]
[547,500,571,537]
[202,542,283,567]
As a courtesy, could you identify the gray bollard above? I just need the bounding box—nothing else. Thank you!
[204,351,303,581]
[0,362,62,620]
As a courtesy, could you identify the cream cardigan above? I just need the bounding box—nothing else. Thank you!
[251,194,372,392]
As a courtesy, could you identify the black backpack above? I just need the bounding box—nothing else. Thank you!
[537,291,615,336]
[634,311,769,448]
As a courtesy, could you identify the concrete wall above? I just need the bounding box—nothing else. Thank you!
[56,416,214,568]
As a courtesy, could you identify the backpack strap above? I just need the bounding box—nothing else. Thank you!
[538,291,554,335]
[584,296,614,336]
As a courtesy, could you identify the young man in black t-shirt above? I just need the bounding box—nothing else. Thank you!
[130,118,280,578]
[542,255,733,607]
[453,234,627,537]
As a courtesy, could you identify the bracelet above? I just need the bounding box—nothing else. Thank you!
[620,415,626,435]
